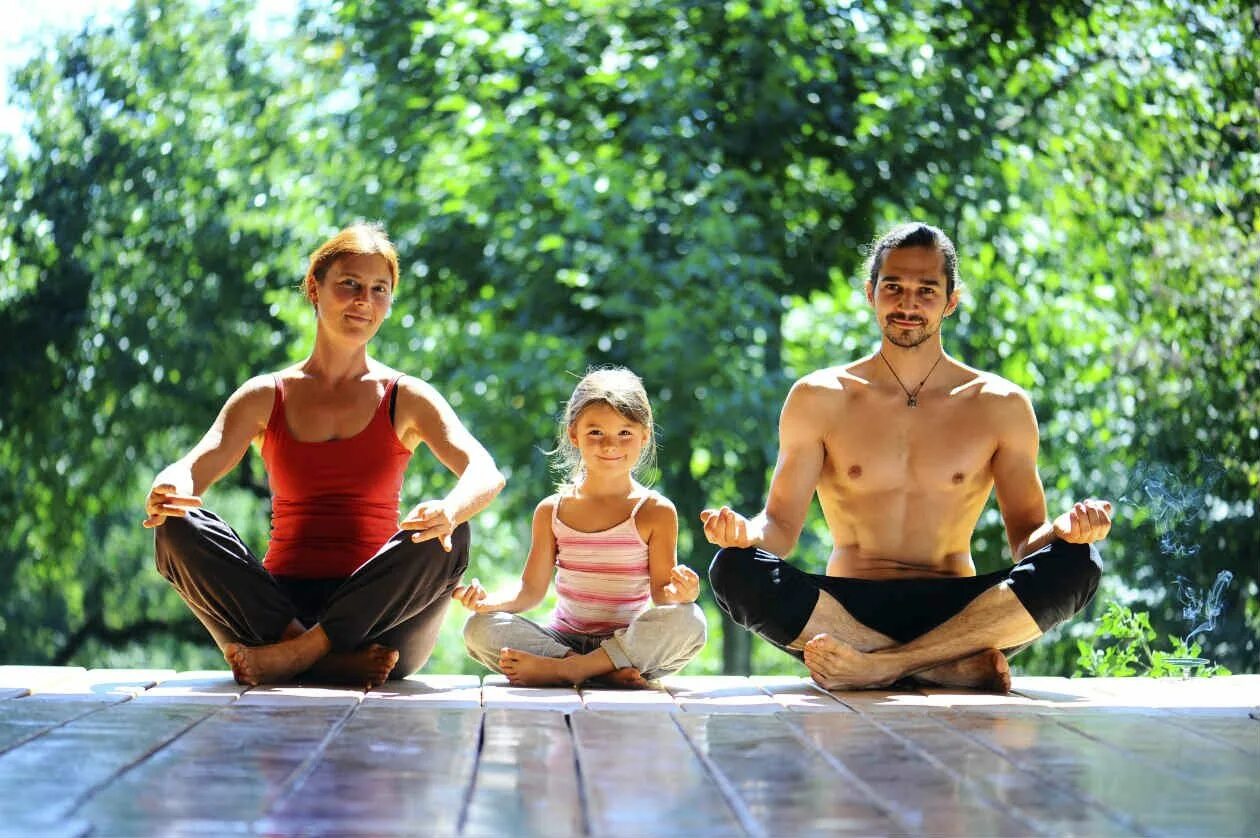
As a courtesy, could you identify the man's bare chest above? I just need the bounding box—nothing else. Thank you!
[819,403,999,493]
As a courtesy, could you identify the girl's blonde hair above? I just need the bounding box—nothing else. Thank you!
[553,366,657,487]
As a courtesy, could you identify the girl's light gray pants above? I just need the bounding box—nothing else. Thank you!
[463,604,706,680]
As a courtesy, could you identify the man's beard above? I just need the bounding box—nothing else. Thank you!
[883,317,937,348]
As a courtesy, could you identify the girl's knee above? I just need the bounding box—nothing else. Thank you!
[656,603,707,646]
[462,611,510,654]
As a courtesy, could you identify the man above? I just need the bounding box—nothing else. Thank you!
[702,222,1111,691]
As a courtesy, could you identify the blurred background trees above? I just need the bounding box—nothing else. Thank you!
[1,0,1254,676]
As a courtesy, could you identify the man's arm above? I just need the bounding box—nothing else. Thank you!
[702,376,828,558]
[991,388,1112,561]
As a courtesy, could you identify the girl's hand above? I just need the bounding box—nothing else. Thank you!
[452,579,487,611]
[401,499,456,551]
[663,565,700,604]
[142,483,203,528]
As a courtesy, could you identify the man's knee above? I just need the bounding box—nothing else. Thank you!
[707,546,761,606]
[1011,540,1104,631]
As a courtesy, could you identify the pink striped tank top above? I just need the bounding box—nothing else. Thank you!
[550,493,653,635]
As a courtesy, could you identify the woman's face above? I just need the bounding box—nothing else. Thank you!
[309,253,394,341]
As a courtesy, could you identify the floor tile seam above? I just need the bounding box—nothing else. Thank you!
[669,715,763,838]
[562,712,594,837]
[920,711,1152,837]
[0,696,133,758]
[454,710,487,835]
[253,700,362,825]
[798,711,1044,836]
[1154,712,1260,757]
[1047,714,1255,790]
[61,701,223,825]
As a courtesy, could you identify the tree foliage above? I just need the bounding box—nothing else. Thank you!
[1,0,1254,675]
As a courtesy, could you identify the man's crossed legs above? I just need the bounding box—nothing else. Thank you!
[708,540,1102,691]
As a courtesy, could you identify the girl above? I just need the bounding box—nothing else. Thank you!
[455,367,706,687]
[146,222,505,687]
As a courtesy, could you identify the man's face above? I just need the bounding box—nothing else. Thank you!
[866,246,958,348]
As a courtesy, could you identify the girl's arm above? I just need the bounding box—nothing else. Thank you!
[142,375,275,527]
[395,376,506,549]
[642,495,700,605]
[453,497,558,613]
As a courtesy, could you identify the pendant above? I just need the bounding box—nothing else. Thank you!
[907,396,917,407]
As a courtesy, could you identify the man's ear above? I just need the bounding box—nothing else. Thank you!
[305,275,319,308]
[865,279,876,304]
[944,286,961,317]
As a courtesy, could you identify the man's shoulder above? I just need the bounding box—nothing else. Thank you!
[791,361,870,398]
[955,367,1036,425]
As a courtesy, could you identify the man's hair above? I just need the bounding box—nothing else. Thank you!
[304,221,399,296]
[865,222,959,297]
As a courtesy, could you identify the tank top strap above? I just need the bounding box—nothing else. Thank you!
[551,492,564,527]
[629,492,652,520]
[266,374,286,432]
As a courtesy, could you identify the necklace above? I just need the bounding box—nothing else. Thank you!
[879,351,944,408]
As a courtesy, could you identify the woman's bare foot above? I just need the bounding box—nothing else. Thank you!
[499,648,575,686]
[306,645,400,688]
[913,648,1011,693]
[223,626,332,686]
[804,633,898,690]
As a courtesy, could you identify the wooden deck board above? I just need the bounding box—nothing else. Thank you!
[462,709,584,837]
[571,710,744,836]
[258,706,481,837]
[941,708,1256,836]
[675,712,902,834]
[0,670,1254,836]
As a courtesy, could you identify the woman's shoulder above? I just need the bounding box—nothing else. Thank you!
[228,373,281,410]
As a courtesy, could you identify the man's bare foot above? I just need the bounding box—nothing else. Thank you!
[913,648,1011,693]
[305,645,400,688]
[587,667,650,689]
[804,633,898,690]
[499,648,575,686]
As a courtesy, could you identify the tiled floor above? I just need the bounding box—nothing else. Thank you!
[0,666,1256,836]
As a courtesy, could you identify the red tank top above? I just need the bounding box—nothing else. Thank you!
[261,374,412,578]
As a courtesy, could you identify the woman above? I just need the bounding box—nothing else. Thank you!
[145,222,505,686]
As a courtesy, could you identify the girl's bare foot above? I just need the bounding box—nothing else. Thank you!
[306,645,400,688]
[804,633,897,690]
[913,648,1011,693]
[587,667,650,689]
[499,648,574,686]
[223,626,332,686]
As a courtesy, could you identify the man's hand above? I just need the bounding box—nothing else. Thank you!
[662,565,701,604]
[1053,499,1113,544]
[700,506,756,548]
[142,483,203,528]
[401,500,457,551]
[452,578,489,611]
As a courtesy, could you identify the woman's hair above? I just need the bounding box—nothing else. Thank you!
[304,221,400,299]
[553,366,657,487]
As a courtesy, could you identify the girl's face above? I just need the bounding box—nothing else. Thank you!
[568,402,649,477]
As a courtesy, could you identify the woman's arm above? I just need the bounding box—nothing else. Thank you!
[453,497,558,613]
[142,375,274,527]
[395,376,506,548]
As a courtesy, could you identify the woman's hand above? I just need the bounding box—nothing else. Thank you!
[401,499,457,551]
[452,578,488,611]
[142,483,203,528]
[662,564,701,604]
